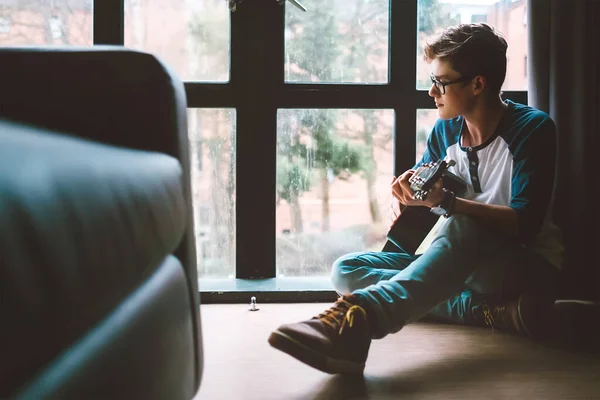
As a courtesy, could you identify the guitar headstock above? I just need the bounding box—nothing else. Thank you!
[409,159,456,201]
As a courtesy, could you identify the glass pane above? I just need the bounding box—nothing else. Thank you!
[417,0,528,91]
[284,0,389,84]
[276,109,394,277]
[124,0,230,82]
[188,108,236,281]
[416,109,439,163]
[0,0,92,46]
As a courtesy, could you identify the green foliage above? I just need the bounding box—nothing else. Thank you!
[330,140,363,178]
[286,1,341,82]
[277,158,312,203]
[297,109,365,178]
[281,0,378,203]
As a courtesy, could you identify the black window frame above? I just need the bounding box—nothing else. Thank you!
[94,0,526,303]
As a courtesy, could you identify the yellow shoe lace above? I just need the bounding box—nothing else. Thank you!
[483,304,506,333]
[317,298,367,335]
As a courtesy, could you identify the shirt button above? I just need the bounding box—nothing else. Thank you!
[468,147,473,152]
[472,176,478,181]
[471,161,476,166]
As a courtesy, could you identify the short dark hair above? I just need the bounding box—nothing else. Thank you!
[424,23,508,94]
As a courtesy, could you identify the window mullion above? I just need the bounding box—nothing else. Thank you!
[391,0,418,175]
[93,0,124,45]
[233,1,280,279]
[390,0,417,92]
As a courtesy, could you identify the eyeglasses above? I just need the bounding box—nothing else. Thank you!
[429,74,474,95]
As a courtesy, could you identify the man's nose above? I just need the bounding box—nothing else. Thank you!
[428,82,440,98]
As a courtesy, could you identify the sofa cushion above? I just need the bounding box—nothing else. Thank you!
[13,256,197,400]
[0,119,187,394]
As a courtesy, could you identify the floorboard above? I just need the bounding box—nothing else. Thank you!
[194,303,600,400]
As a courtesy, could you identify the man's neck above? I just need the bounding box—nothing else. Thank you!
[462,95,508,147]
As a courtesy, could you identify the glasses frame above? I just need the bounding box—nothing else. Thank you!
[430,74,475,95]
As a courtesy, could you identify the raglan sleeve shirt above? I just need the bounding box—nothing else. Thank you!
[410,101,563,267]
[507,114,557,245]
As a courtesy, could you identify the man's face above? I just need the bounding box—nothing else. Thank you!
[428,59,474,120]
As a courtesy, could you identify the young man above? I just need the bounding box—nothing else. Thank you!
[268,23,564,375]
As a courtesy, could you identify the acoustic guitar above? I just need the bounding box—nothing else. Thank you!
[383,159,467,255]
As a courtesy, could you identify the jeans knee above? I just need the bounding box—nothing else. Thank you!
[330,252,363,294]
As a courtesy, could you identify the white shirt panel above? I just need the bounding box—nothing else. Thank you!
[444,137,512,205]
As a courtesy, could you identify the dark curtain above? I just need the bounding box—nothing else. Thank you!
[528,0,600,299]
[590,1,600,300]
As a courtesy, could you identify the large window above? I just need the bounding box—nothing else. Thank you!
[276,108,394,277]
[1,0,527,300]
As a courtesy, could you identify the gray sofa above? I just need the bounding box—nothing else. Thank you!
[0,47,203,399]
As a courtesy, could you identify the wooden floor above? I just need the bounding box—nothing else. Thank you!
[194,303,600,400]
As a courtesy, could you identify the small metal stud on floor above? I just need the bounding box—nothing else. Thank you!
[248,296,259,311]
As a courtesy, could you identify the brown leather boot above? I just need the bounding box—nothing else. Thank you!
[478,293,558,342]
[268,294,371,375]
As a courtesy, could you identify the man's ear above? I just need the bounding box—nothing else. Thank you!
[472,75,486,95]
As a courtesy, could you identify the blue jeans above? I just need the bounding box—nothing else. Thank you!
[331,215,558,339]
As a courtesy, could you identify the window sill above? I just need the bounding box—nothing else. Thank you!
[199,277,338,303]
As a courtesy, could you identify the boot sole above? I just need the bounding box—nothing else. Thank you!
[268,330,365,375]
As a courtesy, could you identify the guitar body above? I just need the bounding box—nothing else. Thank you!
[384,160,467,255]
[385,206,440,255]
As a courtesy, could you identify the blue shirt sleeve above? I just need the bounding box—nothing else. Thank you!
[509,116,557,244]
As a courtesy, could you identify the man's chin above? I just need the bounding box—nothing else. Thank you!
[437,107,457,120]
